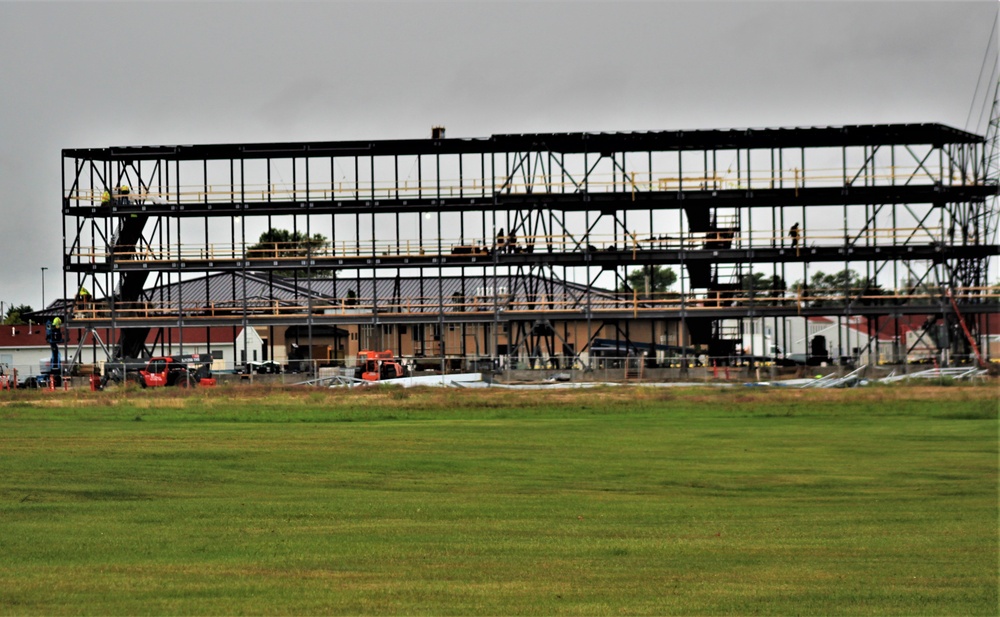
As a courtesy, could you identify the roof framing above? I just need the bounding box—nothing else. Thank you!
[63,124,984,161]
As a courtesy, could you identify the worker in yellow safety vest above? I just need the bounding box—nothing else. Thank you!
[101,189,111,205]
[118,184,130,205]
[75,286,91,318]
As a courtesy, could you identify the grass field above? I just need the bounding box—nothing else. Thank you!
[0,384,996,615]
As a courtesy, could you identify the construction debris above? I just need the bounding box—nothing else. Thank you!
[746,364,990,388]
[291,363,990,389]
[878,367,989,383]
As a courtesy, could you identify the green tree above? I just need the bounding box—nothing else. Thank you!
[856,275,887,305]
[246,229,332,277]
[795,269,886,306]
[248,229,327,257]
[619,265,677,296]
[3,304,34,325]
[739,272,787,305]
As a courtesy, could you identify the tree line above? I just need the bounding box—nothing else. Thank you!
[616,265,997,305]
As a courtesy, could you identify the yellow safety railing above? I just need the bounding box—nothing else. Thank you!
[65,226,950,265]
[68,286,1000,321]
[64,166,983,205]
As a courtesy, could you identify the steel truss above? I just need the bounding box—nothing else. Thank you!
[61,124,999,368]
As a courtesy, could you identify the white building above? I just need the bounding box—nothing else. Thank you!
[0,325,253,376]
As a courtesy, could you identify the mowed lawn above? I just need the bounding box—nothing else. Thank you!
[0,385,995,615]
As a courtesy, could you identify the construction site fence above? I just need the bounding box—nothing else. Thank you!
[3,353,993,390]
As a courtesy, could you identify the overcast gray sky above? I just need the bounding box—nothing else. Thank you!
[0,1,996,309]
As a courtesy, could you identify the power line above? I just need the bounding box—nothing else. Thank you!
[964,9,999,132]
[973,60,998,135]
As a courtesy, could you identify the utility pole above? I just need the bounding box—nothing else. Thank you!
[40,267,47,310]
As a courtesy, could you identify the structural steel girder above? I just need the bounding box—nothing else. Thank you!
[67,300,999,330]
[65,243,999,274]
[64,185,996,218]
[63,123,983,162]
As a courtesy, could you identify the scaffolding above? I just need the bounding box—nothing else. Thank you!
[61,123,1000,369]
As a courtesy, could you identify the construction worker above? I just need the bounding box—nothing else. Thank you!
[47,317,64,345]
[789,222,800,248]
[45,318,63,381]
[101,189,111,206]
[76,286,91,318]
[118,184,130,206]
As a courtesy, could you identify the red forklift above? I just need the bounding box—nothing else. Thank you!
[354,350,405,382]
[138,354,217,388]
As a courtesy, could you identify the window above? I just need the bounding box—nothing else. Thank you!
[211,350,223,360]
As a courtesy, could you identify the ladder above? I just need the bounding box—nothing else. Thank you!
[946,288,986,368]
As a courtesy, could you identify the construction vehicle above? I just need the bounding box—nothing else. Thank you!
[137,354,217,388]
[354,349,405,382]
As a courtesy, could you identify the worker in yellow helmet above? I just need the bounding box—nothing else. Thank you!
[74,286,92,319]
[101,189,111,206]
[52,316,62,329]
[118,184,130,206]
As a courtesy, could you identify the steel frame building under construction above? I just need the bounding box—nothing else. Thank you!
[61,122,999,372]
